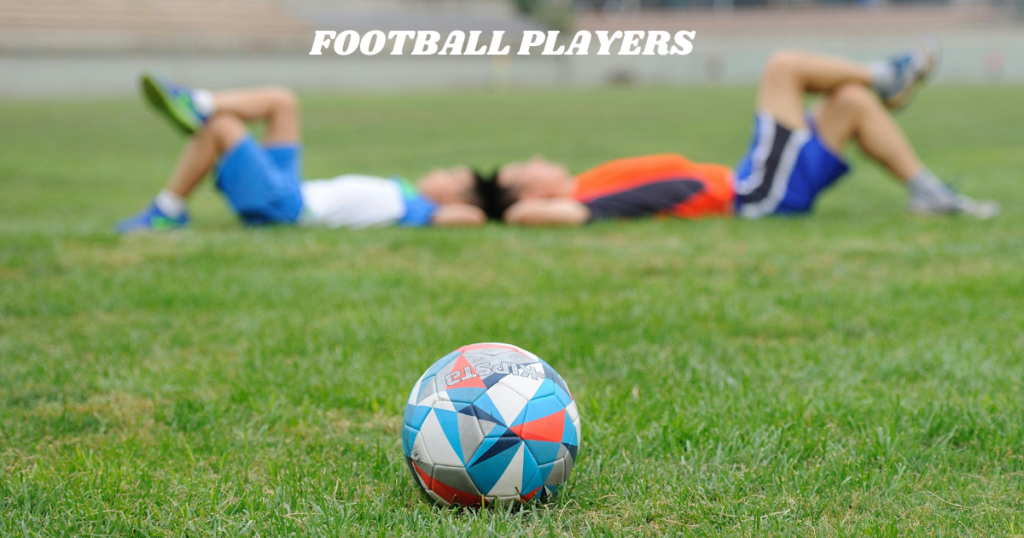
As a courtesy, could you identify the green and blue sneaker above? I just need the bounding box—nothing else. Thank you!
[115,203,189,233]
[140,73,208,135]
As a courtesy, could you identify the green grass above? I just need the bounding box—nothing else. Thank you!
[2,86,1024,536]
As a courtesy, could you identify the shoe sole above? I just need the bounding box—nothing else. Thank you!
[141,74,200,135]
[909,202,1000,220]
[885,73,928,111]
[885,42,940,111]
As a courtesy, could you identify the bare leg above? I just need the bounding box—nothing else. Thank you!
[748,49,997,218]
[163,86,299,198]
[212,87,300,145]
[813,84,922,181]
[757,51,873,129]
[118,85,304,231]
[811,83,998,217]
[166,114,248,197]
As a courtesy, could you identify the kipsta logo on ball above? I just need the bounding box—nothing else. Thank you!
[402,343,581,507]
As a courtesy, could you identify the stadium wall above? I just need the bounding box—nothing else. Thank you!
[1,2,1022,97]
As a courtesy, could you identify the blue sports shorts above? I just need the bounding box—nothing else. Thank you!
[733,112,850,218]
[215,135,304,225]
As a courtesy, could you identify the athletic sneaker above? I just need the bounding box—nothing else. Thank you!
[115,203,189,233]
[909,184,1001,219]
[140,73,208,135]
[878,38,941,111]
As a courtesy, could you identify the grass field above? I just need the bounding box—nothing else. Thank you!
[2,85,1024,536]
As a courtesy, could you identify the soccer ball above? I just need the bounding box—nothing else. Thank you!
[402,343,581,507]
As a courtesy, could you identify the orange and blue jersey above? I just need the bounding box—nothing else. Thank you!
[570,154,734,222]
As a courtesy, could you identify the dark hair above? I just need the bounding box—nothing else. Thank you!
[472,169,517,221]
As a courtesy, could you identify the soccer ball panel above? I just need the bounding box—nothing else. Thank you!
[455,406,486,466]
[485,442,525,497]
[565,400,579,423]
[418,409,463,467]
[562,448,575,479]
[432,464,481,497]
[483,383,530,427]
[546,458,565,485]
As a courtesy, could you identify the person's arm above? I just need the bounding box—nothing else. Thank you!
[430,203,487,227]
[504,198,591,226]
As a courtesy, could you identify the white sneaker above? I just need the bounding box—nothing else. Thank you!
[879,37,942,111]
[909,193,1000,219]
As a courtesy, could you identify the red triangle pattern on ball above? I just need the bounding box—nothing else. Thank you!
[448,353,486,390]
[520,486,542,502]
[413,462,481,506]
[509,409,565,443]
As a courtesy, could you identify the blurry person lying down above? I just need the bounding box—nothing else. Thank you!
[116,76,506,233]
[476,43,1000,226]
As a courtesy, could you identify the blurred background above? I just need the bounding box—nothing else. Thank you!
[1,0,1022,97]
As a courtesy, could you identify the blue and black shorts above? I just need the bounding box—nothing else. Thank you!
[733,112,850,218]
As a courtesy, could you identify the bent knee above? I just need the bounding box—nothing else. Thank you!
[203,114,248,149]
[266,86,299,111]
[205,113,245,134]
[763,50,805,80]
[831,83,880,109]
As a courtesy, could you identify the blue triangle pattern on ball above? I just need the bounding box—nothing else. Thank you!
[458,403,503,428]
[542,363,570,394]
[415,376,437,403]
[525,439,561,466]
[507,394,564,429]
[562,412,578,445]
[563,443,578,462]
[480,371,511,389]
[404,404,432,431]
[433,408,465,463]
[469,393,507,427]
[530,378,557,399]
[553,385,573,407]
[469,429,520,467]
[447,387,487,405]
[519,444,543,496]
[536,461,556,487]
[522,395,566,425]
[466,439,521,495]
[401,424,419,455]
